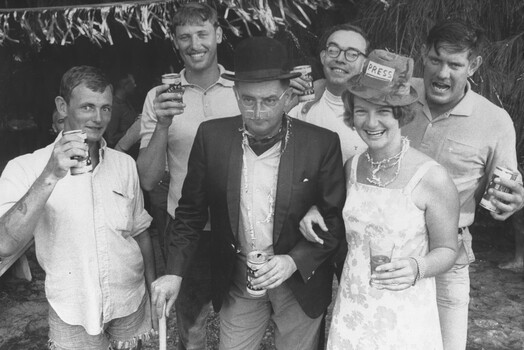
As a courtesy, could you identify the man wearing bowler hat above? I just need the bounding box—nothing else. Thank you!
[150,36,345,349]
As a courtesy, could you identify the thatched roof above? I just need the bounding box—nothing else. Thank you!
[0,0,333,48]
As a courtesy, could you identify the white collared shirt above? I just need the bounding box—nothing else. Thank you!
[0,135,152,335]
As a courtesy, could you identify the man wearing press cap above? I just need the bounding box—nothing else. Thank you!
[402,20,524,349]
[150,36,345,350]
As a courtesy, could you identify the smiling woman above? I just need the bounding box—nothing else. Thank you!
[326,49,460,350]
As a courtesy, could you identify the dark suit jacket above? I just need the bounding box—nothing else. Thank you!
[166,115,345,318]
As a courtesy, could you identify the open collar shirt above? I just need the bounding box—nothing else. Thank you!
[402,77,520,228]
[0,134,152,335]
[140,65,240,219]
[238,139,282,258]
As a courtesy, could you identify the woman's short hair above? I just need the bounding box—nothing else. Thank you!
[342,90,416,128]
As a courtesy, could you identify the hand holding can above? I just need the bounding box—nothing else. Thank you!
[162,73,184,103]
[246,250,268,297]
[480,166,518,213]
[63,130,92,175]
[154,74,185,125]
[291,65,315,102]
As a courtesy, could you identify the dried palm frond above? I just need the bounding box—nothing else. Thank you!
[0,0,334,47]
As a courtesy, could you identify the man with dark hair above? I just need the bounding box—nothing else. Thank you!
[136,2,240,349]
[0,65,155,349]
[289,23,369,166]
[299,19,524,350]
[402,19,524,349]
[150,36,345,350]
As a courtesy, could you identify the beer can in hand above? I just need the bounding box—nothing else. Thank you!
[292,65,315,102]
[161,73,183,103]
[246,250,268,297]
[479,166,517,212]
[63,130,92,175]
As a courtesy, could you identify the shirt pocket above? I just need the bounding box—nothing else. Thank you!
[107,189,134,238]
[440,138,482,178]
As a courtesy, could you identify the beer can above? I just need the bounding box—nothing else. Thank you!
[246,250,268,297]
[292,65,315,102]
[63,130,92,175]
[161,73,183,102]
[479,166,517,212]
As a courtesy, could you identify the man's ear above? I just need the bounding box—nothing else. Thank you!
[216,26,223,44]
[55,96,68,118]
[468,55,483,77]
[320,49,327,66]
[421,44,429,65]
[283,88,295,109]
[172,30,180,51]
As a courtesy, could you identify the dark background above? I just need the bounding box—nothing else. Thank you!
[0,0,361,172]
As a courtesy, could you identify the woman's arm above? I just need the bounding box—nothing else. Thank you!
[372,164,459,290]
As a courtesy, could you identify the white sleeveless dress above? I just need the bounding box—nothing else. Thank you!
[327,155,443,350]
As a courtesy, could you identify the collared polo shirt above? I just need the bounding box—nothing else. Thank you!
[402,77,520,228]
[289,89,367,163]
[140,65,240,218]
[0,135,152,335]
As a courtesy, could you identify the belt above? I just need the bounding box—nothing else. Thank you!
[458,227,468,235]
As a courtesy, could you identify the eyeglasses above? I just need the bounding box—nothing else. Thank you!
[325,44,366,62]
[236,89,288,109]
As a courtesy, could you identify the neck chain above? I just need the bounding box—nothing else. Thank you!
[239,117,292,250]
[365,137,409,187]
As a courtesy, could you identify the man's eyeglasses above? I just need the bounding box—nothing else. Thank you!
[325,44,366,62]
[237,89,288,109]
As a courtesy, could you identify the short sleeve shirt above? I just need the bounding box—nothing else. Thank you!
[402,78,520,228]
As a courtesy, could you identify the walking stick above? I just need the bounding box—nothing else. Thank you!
[159,304,167,350]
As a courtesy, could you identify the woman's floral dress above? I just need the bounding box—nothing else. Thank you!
[327,155,443,350]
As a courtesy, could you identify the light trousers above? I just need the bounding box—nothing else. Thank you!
[219,259,322,350]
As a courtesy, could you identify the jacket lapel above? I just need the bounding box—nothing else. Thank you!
[227,120,243,239]
[273,125,294,244]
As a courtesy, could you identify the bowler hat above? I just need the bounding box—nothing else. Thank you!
[222,37,301,82]
[347,49,418,106]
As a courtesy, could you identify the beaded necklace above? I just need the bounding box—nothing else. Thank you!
[365,136,409,187]
[239,116,292,250]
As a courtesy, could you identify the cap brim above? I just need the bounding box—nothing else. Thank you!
[348,85,418,106]
[221,72,301,83]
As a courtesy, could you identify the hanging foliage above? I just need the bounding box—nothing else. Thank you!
[0,0,333,49]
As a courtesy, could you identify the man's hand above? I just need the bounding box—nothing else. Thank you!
[43,133,88,181]
[150,275,182,329]
[290,76,309,96]
[298,205,327,245]
[489,176,524,220]
[153,85,186,128]
[251,255,297,290]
